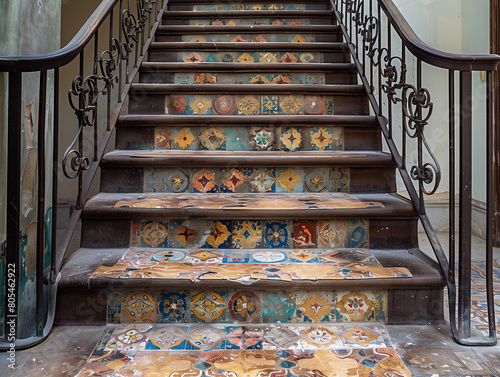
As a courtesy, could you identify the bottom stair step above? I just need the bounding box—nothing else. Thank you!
[56,247,445,325]
[74,322,412,376]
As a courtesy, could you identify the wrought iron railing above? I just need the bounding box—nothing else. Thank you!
[0,0,168,349]
[331,0,499,344]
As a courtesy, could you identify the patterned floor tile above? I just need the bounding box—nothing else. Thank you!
[280,127,302,151]
[275,167,304,193]
[338,324,389,348]
[139,220,169,248]
[186,325,227,350]
[264,221,292,248]
[231,220,262,248]
[297,325,344,348]
[225,325,264,349]
[145,325,189,349]
[106,324,154,351]
[249,250,288,263]
[262,325,300,348]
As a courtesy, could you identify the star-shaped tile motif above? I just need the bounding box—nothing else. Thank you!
[184,52,203,63]
[280,128,302,151]
[205,221,231,248]
[173,128,196,149]
[276,168,302,192]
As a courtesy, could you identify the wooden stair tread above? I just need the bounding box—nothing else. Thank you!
[58,247,445,289]
[101,150,395,167]
[130,83,365,95]
[163,10,334,18]
[82,192,416,219]
[117,114,380,126]
[156,25,341,33]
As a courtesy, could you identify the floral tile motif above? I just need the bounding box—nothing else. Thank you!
[280,128,302,151]
[192,168,217,192]
[295,292,336,323]
[305,168,330,192]
[249,127,273,150]
[228,291,262,323]
[334,290,386,322]
[248,168,276,192]
[249,250,288,263]
[172,96,189,114]
[248,74,271,84]
[303,95,325,115]
[225,325,264,349]
[275,168,303,193]
[194,72,217,84]
[203,221,232,249]
[189,96,212,115]
[140,221,168,248]
[298,326,343,348]
[292,220,317,248]
[184,52,203,63]
[212,95,236,115]
[222,168,246,192]
[172,127,196,149]
[191,291,227,323]
[145,325,188,350]
[264,221,291,248]
[310,127,336,150]
[238,95,260,115]
[231,220,262,248]
[339,325,388,348]
[155,128,172,149]
[300,52,315,63]
[106,324,153,351]
[198,127,226,150]
[121,292,157,323]
[332,167,350,192]
[186,325,226,350]
[262,292,296,323]
[262,95,279,114]
[169,221,199,248]
[145,169,190,193]
[158,292,190,323]
[279,95,303,114]
[291,34,307,43]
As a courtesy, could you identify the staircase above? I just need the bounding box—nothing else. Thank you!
[61,1,445,374]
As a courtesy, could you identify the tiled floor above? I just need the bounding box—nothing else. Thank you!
[2,233,499,376]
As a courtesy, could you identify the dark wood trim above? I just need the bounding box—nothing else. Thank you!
[491,0,500,246]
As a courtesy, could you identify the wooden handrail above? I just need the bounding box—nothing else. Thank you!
[379,0,500,71]
[0,0,118,72]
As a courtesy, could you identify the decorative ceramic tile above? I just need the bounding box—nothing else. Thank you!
[260,52,278,63]
[222,168,246,192]
[280,127,302,151]
[300,52,315,63]
[262,95,279,114]
[262,292,296,323]
[225,325,264,349]
[248,168,276,192]
[186,325,226,350]
[175,73,192,84]
[145,325,188,349]
[172,96,189,114]
[191,291,227,323]
[262,325,300,348]
[292,220,317,248]
[275,168,303,193]
[339,325,388,348]
[158,292,189,322]
[189,96,212,115]
[212,95,236,115]
[107,291,122,324]
[172,127,196,149]
[145,169,190,193]
[280,52,298,63]
[121,292,157,323]
[155,128,172,149]
[192,168,217,193]
[203,221,232,248]
[348,219,370,248]
[332,167,350,192]
[318,219,348,248]
[249,127,274,150]
[310,127,337,150]
[236,52,255,63]
[106,324,153,351]
[194,72,217,84]
[140,220,169,248]
[250,250,288,263]
[231,220,262,248]
[184,250,224,264]
[295,292,336,322]
[279,95,303,114]
[169,221,198,248]
[264,221,291,248]
[184,52,203,63]
[304,168,330,192]
[228,291,262,322]
[334,290,386,322]
[238,95,260,114]
[298,326,343,348]
[303,95,325,114]
[198,127,226,150]
[287,249,319,263]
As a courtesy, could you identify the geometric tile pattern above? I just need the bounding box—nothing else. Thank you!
[154,126,344,151]
[76,323,412,377]
[180,51,323,63]
[194,4,307,11]
[130,218,368,249]
[166,94,334,115]
[105,289,387,324]
[181,33,316,43]
[144,167,350,193]
[175,72,325,85]
[190,18,312,26]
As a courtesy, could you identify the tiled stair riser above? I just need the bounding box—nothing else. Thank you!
[107,289,386,324]
[188,18,313,26]
[132,219,368,249]
[165,94,334,115]
[180,51,323,64]
[154,126,344,151]
[193,4,307,11]
[180,33,317,43]
[173,72,326,85]
[144,167,349,194]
